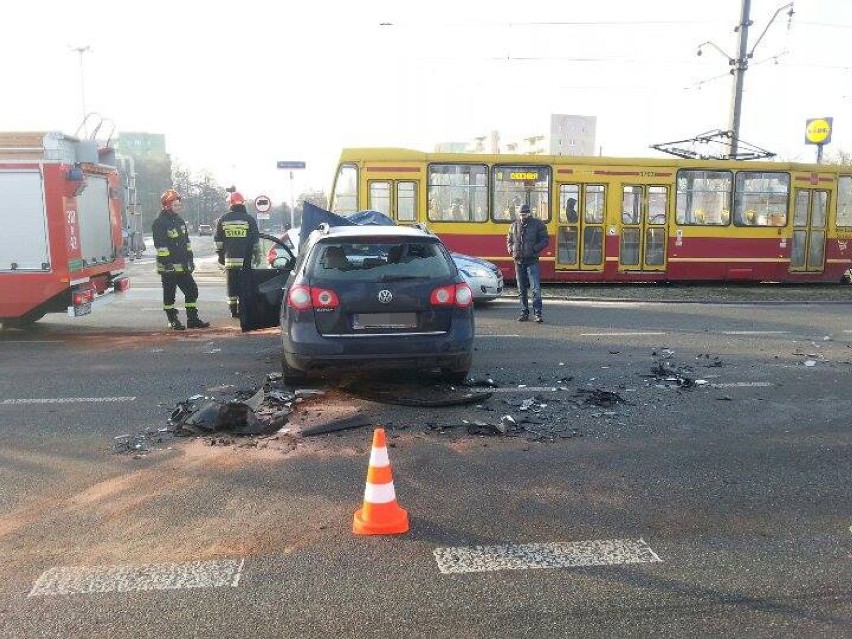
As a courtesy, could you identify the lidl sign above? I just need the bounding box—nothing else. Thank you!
[805,117,833,145]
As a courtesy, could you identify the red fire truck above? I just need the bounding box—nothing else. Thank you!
[0,131,129,328]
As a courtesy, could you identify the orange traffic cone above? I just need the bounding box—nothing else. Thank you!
[353,427,409,535]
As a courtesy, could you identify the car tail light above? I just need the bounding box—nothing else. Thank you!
[430,285,455,306]
[287,285,313,310]
[311,287,339,309]
[431,283,473,308]
[454,283,473,308]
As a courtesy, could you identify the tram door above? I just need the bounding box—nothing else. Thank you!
[619,185,669,271]
[790,189,828,272]
[367,179,420,225]
[556,183,606,271]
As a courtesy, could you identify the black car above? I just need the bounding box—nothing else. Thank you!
[238,225,475,385]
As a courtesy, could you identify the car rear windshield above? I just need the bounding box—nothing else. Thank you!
[310,239,453,282]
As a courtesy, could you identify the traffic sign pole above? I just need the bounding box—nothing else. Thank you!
[277,161,306,230]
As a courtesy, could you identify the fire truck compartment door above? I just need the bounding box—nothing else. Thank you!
[76,175,115,266]
[0,170,49,271]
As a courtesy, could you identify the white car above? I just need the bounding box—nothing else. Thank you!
[266,228,503,303]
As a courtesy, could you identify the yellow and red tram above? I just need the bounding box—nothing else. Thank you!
[328,148,852,283]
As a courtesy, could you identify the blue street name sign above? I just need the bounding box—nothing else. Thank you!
[277,161,306,169]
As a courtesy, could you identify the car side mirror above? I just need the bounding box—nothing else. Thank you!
[273,256,295,270]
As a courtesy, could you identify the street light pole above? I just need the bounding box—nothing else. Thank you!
[70,45,91,135]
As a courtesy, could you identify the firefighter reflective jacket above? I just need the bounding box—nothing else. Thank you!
[152,209,194,274]
[214,204,260,269]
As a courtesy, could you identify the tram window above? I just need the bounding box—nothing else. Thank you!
[812,191,828,228]
[331,164,358,214]
[558,227,578,264]
[620,228,640,265]
[676,170,732,225]
[645,228,666,265]
[428,164,487,223]
[369,181,391,216]
[621,186,641,224]
[584,185,605,224]
[648,186,668,225]
[492,165,551,223]
[583,226,603,265]
[734,172,789,227]
[397,182,417,222]
[559,184,579,223]
[838,177,852,227]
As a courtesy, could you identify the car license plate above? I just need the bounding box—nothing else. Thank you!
[73,302,92,317]
[353,313,417,329]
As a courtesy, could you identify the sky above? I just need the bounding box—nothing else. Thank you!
[2,1,850,204]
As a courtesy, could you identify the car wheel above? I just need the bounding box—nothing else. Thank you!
[441,369,469,385]
[281,354,307,386]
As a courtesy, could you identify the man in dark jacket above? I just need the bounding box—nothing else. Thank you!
[152,189,210,330]
[214,192,260,318]
[506,204,549,322]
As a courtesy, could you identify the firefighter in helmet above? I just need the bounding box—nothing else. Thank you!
[152,189,210,330]
[214,191,260,318]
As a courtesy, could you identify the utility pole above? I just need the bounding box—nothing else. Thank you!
[697,2,794,158]
[70,45,91,135]
[728,0,752,158]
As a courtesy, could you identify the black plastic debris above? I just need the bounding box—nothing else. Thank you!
[574,388,627,407]
[302,414,371,436]
[168,386,294,438]
[345,382,492,407]
[649,359,699,389]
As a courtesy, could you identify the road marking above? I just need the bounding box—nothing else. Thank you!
[490,386,559,393]
[28,559,244,596]
[713,382,773,388]
[580,332,666,337]
[433,538,661,575]
[478,334,521,338]
[1,397,137,405]
[492,298,653,308]
[722,330,790,335]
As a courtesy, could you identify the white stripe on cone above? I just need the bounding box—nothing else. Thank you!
[364,481,397,504]
[369,446,390,468]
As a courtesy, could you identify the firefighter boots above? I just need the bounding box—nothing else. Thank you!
[186,308,210,329]
[165,309,185,331]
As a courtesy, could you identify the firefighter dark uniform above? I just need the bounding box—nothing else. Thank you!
[152,189,210,330]
[214,192,259,318]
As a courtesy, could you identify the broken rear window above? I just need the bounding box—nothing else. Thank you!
[310,239,453,282]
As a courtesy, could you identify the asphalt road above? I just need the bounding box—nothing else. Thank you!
[0,238,850,638]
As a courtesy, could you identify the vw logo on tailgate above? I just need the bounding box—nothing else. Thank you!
[377,289,393,304]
